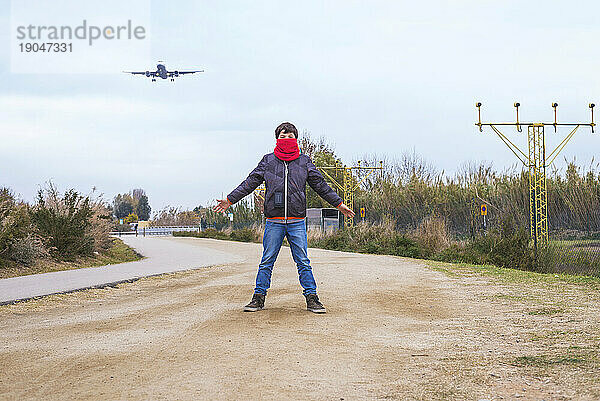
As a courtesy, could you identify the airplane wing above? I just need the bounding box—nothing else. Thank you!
[123,71,154,76]
[178,70,204,75]
[167,70,204,76]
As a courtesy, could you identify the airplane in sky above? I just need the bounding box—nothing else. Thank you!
[123,61,204,82]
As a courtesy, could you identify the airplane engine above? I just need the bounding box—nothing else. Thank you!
[145,71,150,77]
[174,71,179,77]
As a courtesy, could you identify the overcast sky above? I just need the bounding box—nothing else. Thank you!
[1,0,599,213]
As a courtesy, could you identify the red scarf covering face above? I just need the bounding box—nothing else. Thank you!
[274,137,300,161]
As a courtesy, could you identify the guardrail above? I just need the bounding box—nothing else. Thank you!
[110,226,200,237]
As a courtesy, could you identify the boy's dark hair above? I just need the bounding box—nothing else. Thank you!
[275,122,298,139]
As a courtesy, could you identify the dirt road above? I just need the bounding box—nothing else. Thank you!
[1,237,599,400]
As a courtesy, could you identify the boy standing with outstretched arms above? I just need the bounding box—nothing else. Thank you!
[214,122,354,313]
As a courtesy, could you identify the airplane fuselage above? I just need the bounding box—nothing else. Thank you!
[156,64,167,79]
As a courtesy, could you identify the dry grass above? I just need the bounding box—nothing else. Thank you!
[408,216,452,257]
[0,238,142,279]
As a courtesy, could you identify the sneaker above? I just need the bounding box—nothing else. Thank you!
[305,294,326,314]
[243,293,265,312]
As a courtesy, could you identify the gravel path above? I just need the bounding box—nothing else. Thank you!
[1,237,598,400]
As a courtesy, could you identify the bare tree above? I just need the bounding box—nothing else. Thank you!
[131,188,146,202]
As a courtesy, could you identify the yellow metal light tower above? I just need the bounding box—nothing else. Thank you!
[253,184,265,204]
[475,102,595,248]
[253,184,266,224]
[318,160,384,228]
[253,162,384,228]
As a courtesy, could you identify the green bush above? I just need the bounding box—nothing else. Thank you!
[174,227,259,243]
[434,218,534,271]
[29,184,95,261]
[536,241,600,276]
[0,188,49,266]
[309,223,423,258]
[174,229,229,240]
[1,189,29,258]
[202,228,230,240]
[229,227,259,242]
[8,234,48,266]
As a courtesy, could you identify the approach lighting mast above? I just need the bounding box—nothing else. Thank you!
[475,102,595,248]
[318,161,384,228]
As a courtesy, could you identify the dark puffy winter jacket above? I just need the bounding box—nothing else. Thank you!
[226,153,343,219]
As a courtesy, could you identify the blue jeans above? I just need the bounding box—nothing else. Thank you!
[254,219,317,296]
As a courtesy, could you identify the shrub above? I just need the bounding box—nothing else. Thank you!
[203,228,230,240]
[409,216,451,257]
[174,228,230,240]
[434,217,534,271]
[29,183,95,261]
[309,220,423,258]
[87,191,114,253]
[486,218,534,271]
[8,234,49,266]
[536,240,600,276]
[124,212,139,223]
[0,188,48,265]
[229,227,259,242]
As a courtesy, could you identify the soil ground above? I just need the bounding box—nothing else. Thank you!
[1,237,599,400]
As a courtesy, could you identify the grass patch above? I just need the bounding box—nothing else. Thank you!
[487,293,536,302]
[79,238,143,267]
[527,307,564,316]
[173,228,260,243]
[424,259,600,289]
[427,265,461,278]
[528,330,572,342]
[0,238,143,279]
[512,354,590,367]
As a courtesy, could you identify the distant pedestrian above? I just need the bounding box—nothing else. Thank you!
[214,122,354,313]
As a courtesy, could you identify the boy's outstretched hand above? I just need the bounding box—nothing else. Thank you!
[336,203,355,218]
[213,198,231,213]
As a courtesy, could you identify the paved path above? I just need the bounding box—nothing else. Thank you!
[0,236,244,305]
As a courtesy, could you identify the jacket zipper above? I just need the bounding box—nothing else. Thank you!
[284,160,288,222]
